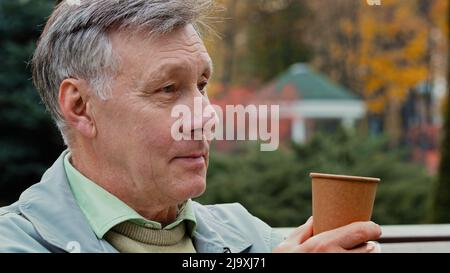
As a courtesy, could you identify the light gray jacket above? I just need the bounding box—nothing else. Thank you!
[0,151,283,253]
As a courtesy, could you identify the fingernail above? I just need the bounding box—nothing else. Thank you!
[367,241,381,253]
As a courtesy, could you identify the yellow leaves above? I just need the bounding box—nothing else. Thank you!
[384,23,401,39]
[330,42,344,60]
[398,66,428,87]
[379,0,397,7]
[404,31,427,60]
[339,19,354,37]
[393,2,413,23]
[366,76,384,94]
[367,97,386,114]
[360,15,376,42]
[430,0,449,37]
[386,87,405,101]
[353,0,435,114]
[362,54,428,102]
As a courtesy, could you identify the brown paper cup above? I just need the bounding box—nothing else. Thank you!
[310,172,380,235]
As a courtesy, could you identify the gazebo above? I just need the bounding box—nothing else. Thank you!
[257,63,366,143]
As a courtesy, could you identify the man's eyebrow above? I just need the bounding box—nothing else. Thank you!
[147,62,179,82]
[157,57,213,78]
[135,59,214,92]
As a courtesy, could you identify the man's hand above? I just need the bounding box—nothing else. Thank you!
[273,217,382,253]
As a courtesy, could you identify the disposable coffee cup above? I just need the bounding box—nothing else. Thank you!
[310,172,380,235]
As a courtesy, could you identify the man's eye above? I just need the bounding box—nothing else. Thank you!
[198,82,208,94]
[161,84,175,93]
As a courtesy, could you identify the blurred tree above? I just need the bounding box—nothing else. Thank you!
[432,90,450,223]
[305,0,360,91]
[307,0,448,146]
[217,0,237,88]
[244,0,311,82]
[431,0,450,223]
[204,0,312,88]
[0,0,64,205]
[428,0,449,126]
[358,0,429,145]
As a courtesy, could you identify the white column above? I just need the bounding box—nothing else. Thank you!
[341,118,355,129]
[292,118,306,143]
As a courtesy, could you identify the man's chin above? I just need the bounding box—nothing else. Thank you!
[183,176,207,199]
[191,179,207,197]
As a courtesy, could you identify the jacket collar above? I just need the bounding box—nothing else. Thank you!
[192,202,253,253]
[17,150,252,253]
[18,150,115,253]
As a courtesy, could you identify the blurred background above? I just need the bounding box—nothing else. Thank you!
[0,0,449,227]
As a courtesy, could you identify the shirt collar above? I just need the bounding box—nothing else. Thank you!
[63,152,197,238]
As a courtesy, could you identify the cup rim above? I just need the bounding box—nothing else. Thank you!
[309,172,380,183]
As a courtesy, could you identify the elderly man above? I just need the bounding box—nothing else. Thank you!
[0,0,381,253]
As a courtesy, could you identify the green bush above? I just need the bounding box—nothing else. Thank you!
[196,129,433,226]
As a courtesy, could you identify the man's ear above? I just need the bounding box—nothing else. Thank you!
[58,78,97,139]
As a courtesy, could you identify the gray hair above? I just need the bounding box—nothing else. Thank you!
[32,0,213,145]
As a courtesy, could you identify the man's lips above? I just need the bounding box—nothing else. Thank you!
[172,152,207,168]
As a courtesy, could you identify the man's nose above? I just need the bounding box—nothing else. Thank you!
[183,95,218,139]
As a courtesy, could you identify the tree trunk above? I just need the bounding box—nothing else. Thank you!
[385,98,403,147]
[431,1,450,223]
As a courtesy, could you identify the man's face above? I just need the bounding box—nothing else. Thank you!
[90,25,214,206]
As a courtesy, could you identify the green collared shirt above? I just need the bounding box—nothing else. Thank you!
[63,152,196,239]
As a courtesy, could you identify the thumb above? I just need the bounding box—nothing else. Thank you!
[286,216,313,244]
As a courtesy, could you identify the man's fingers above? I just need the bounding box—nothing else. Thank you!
[334,221,382,250]
[276,220,382,253]
[286,216,313,244]
[345,241,381,253]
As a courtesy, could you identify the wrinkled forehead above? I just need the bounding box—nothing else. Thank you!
[110,24,212,76]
